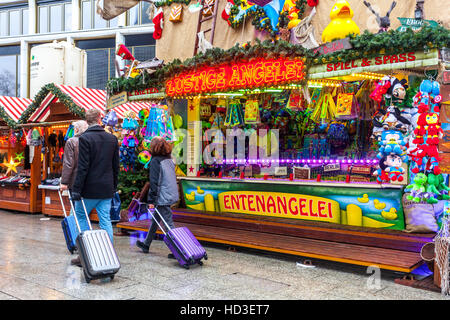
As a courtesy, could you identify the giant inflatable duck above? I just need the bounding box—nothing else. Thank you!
[321,0,360,43]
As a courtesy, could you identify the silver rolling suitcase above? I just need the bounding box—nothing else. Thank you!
[70,193,120,283]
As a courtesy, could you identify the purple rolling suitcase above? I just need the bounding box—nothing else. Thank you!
[149,208,208,269]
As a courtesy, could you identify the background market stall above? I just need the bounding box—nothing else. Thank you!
[0,96,41,213]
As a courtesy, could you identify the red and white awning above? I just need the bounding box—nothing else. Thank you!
[0,96,32,123]
[28,85,153,122]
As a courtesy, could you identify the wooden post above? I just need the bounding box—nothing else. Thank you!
[29,145,42,213]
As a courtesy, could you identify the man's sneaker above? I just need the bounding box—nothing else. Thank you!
[71,256,82,267]
[136,240,149,253]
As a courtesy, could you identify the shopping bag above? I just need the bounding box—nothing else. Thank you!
[110,192,121,222]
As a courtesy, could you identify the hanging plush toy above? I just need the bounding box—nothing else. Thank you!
[375,154,405,183]
[102,110,118,127]
[376,130,407,159]
[152,8,164,40]
[405,173,427,202]
[222,0,234,24]
[122,111,139,131]
[370,76,392,103]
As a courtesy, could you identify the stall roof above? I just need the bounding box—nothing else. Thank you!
[0,96,33,127]
[28,85,152,123]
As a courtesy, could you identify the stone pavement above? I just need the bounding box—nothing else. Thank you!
[0,209,447,300]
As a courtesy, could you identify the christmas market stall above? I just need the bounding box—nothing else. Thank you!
[106,3,449,273]
[18,83,151,219]
[0,96,37,213]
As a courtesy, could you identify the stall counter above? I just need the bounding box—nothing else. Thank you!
[179,177,406,230]
[39,185,99,222]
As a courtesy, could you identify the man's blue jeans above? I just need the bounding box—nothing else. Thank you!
[74,198,113,243]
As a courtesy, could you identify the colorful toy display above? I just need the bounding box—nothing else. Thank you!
[405,79,445,202]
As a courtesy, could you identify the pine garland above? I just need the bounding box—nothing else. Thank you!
[154,0,191,7]
[105,25,450,96]
[18,83,86,124]
[0,107,19,129]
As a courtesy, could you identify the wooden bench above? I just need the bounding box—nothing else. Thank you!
[117,208,435,273]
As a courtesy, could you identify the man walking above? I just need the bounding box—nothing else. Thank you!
[71,109,119,266]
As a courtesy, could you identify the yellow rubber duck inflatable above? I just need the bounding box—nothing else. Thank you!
[185,191,196,202]
[357,194,369,203]
[321,0,360,43]
[381,208,398,220]
[373,199,386,210]
[196,186,205,194]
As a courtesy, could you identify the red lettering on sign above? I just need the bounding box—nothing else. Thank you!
[327,64,333,72]
[288,197,298,215]
[267,196,276,213]
[399,53,406,62]
[328,202,333,218]
[318,201,327,218]
[407,52,416,61]
[231,195,240,210]
[239,194,247,211]
[277,197,287,214]
[224,195,231,210]
[299,198,308,216]
[375,57,382,65]
[248,195,256,212]
[256,194,265,212]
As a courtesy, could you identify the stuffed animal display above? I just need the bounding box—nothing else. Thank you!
[405,79,445,203]
[370,76,411,184]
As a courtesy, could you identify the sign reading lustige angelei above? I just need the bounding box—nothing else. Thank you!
[165,57,306,97]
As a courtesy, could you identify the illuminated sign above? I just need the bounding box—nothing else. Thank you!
[326,52,416,73]
[165,58,306,97]
[218,191,340,224]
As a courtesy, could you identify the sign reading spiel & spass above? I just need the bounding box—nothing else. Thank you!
[326,52,416,73]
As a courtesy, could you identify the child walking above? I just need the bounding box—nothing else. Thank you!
[136,136,179,256]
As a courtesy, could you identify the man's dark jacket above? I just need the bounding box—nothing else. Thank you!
[72,125,119,199]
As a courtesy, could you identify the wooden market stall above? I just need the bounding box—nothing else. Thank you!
[0,96,43,213]
[90,0,450,278]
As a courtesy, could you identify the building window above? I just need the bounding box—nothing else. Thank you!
[0,7,29,37]
[38,2,71,34]
[76,38,116,90]
[0,46,20,97]
[127,1,152,26]
[81,0,118,30]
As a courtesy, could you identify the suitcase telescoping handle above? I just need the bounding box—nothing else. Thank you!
[147,207,172,235]
[58,189,82,233]
[65,190,93,233]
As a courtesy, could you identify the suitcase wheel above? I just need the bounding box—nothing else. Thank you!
[110,275,115,280]
[69,249,74,254]
[83,270,91,283]
[204,254,208,260]
[183,264,190,270]
[198,261,203,266]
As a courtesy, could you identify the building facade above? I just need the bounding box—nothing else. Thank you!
[0,0,155,98]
